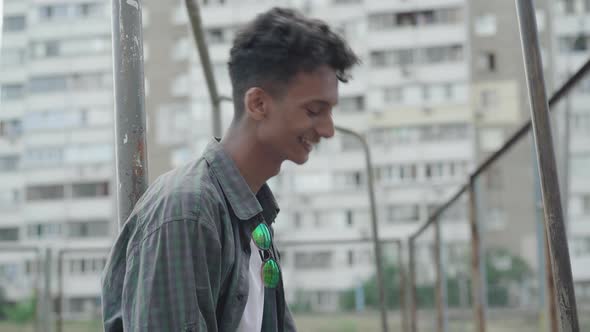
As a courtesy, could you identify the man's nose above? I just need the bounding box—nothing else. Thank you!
[316,113,335,139]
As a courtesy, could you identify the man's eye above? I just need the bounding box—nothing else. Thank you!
[306,109,319,116]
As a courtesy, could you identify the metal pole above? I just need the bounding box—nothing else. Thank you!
[186,0,223,137]
[532,141,559,331]
[34,253,41,332]
[43,248,53,332]
[562,92,571,232]
[544,226,560,332]
[111,0,149,229]
[334,125,388,332]
[56,251,63,332]
[515,0,579,330]
[398,241,409,332]
[468,178,486,332]
[409,239,418,332]
[434,220,445,332]
[434,219,447,332]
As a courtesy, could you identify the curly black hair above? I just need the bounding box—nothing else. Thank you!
[228,7,360,118]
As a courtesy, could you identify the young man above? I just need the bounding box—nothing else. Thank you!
[101,7,359,332]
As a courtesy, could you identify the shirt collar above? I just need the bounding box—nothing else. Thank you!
[203,138,280,222]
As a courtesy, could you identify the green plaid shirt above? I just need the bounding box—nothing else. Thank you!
[101,139,296,332]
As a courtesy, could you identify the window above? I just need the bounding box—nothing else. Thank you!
[347,250,354,266]
[31,41,60,58]
[0,228,19,242]
[478,52,496,72]
[71,73,110,90]
[572,155,590,178]
[294,251,332,269]
[0,190,19,207]
[24,147,64,167]
[2,15,26,32]
[31,37,110,58]
[39,5,69,20]
[334,171,364,188]
[67,220,109,238]
[1,48,26,66]
[384,86,403,104]
[341,135,362,151]
[27,223,62,239]
[333,0,361,4]
[71,182,109,198]
[583,195,590,215]
[26,185,65,201]
[0,156,19,171]
[1,84,25,100]
[422,85,431,100]
[29,76,67,93]
[205,28,226,44]
[400,164,417,181]
[338,96,365,112]
[480,89,499,108]
[563,0,575,14]
[0,119,22,139]
[486,166,503,190]
[571,237,590,256]
[76,3,103,17]
[475,15,497,36]
[423,45,464,64]
[368,13,396,30]
[65,144,112,164]
[386,204,419,223]
[294,212,302,228]
[425,162,444,179]
[346,210,353,226]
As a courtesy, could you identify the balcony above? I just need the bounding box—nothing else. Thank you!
[23,197,113,222]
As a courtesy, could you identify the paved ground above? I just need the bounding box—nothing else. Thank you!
[2,309,589,332]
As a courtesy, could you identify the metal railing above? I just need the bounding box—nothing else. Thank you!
[106,0,589,331]
[403,3,590,330]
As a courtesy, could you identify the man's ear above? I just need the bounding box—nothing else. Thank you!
[244,87,269,121]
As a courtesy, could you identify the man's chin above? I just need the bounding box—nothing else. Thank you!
[289,153,309,165]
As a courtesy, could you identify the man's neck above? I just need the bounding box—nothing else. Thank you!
[220,125,281,194]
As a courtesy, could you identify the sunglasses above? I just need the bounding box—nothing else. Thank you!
[251,222,281,288]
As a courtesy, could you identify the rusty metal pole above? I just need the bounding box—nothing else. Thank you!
[468,178,486,332]
[409,239,418,332]
[111,0,149,229]
[334,125,389,332]
[544,227,560,332]
[42,248,53,332]
[186,0,223,137]
[398,241,409,332]
[533,145,560,332]
[515,0,579,330]
[434,220,447,332]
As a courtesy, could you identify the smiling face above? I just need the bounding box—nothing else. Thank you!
[246,65,338,165]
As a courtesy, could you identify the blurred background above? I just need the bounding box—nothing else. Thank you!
[1,0,590,331]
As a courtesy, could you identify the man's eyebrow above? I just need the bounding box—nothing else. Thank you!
[307,100,336,108]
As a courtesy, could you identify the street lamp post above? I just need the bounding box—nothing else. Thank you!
[335,125,389,332]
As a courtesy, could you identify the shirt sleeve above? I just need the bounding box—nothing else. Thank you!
[121,217,223,332]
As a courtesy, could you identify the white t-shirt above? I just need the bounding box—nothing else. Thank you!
[236,239,265,332]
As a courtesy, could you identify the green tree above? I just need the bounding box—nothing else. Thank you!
[4,296,36,324]
[485,248,531,307]
[340,247,531,311]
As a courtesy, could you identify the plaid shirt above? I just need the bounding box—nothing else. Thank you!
[101,139,296,332]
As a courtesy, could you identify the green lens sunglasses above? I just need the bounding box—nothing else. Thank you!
[251,222,281,288]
